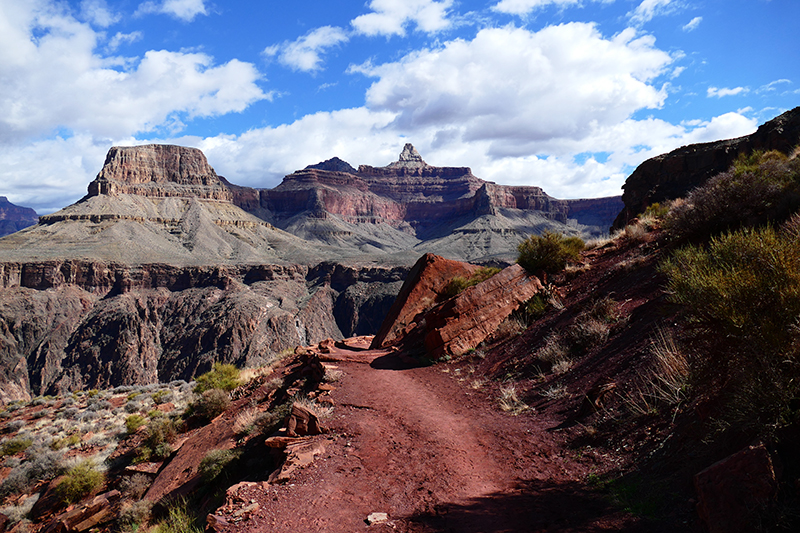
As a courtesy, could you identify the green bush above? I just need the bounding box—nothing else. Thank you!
[1,438,32,456]
[198,449,241,482]
[125,414,147,434]
[665,150,800,239]
[55,460,104,505]
[134,418,178,463]
[194,363,241,394]
[517,231,584,276]
[660,225,800,433]
[151,500,203,533]
[441,267,502,298]
[189,389,230,423]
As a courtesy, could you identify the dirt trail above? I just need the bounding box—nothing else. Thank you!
[218,342,647,532]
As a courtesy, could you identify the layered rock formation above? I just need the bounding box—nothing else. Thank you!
[0,259,407,401]
[614,106,800,228]
[0,196,38,237]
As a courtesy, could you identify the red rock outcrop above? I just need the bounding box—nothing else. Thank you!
[373,254,543,359]
[371,253,481,349]
[614,106,800,229]
[694,443,778,533]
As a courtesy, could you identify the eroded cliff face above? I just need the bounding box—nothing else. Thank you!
[614,106,800,228]
[0,260,408,400]
[0,197,38,237]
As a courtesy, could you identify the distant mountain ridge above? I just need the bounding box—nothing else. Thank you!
[1,143,620,265]
[0,196,38,237]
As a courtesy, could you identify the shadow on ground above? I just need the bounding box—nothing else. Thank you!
[405,479,671,533]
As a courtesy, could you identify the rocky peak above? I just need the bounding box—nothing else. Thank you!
[86,144,232,201]
[305,157,358,174]
[387,143,428,169]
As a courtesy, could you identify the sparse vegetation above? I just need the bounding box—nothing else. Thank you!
[189,388,230,423]
[1,437,33,456]
[125,414,147,434]
[198,448,241,482]
[55,459,104,505]
[193,363,241,394]
[661,224,800,435]
[441,267,502,298]
[665,150,800,240]
[517,231,585,276]
[498,384,528,414]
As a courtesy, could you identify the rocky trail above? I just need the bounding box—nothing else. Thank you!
[214,338,649,533]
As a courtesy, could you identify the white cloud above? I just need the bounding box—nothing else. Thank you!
[355,24,672,156]
[0,2,268,142]
[707,86,748,98]
[628,0,679,26]
[107,31,143,51]
[136,0,208,22]
[79,0,119,27]
[759,79,791,92]
[682,16,701,32]
[351,0,454,37]
[264,26,349,73]
[492,0,609,16]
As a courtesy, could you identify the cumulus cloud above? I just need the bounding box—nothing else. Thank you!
[682,16,701,31]
[354,24,672,156]
[0,2,268,142]
[351,0,454,37]
[264,26,349,73]
[136,0,208,21]
[707,86,748,98]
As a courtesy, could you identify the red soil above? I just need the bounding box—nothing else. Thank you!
[214,339,653,532]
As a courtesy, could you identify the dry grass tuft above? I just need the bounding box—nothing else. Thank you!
[498,385,528,415]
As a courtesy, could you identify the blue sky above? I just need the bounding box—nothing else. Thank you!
[0,0,797,214]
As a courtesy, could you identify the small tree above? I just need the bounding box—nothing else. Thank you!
[517,231,584,275]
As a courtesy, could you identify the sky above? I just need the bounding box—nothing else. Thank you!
[0,0,798,214]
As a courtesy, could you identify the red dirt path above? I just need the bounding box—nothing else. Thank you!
[215,338,652,532]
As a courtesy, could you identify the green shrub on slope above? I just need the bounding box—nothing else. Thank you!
[517,231,584,276]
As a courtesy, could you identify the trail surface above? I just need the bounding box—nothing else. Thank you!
[218,340,646,532]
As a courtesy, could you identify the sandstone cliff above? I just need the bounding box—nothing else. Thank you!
[0,196,38,237]
[613,106,800,228]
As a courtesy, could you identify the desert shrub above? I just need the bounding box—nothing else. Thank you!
[233,408,259,436]
[1,438,33,456]
[56,460,104,505]
[151,390,173,405]
[119,499,153,531]
[198,449,241,482]
[61,407,79,419]
[87,400,112,412]
[50,434,81,450]
[3,420,25,434]
[119,473,152,499]
[665,150,800,239]
[517,231,584,276]
[125,414,147,434]
[151,500,203,533]
[134,418,177,463]
[565,317,610,356]
[441,267,502,298]
[194,363,241,394]
[253,403,292,437]
[189,389,230,423]
[639,201,670,221]
[124,401,143,414]
[661,225,800,434]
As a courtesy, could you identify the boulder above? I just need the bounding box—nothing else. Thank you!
[371,253,481,349]
[694,443,778,533]
[42,490,121,533]
[285,403,325,437]
[392,261,543,359]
